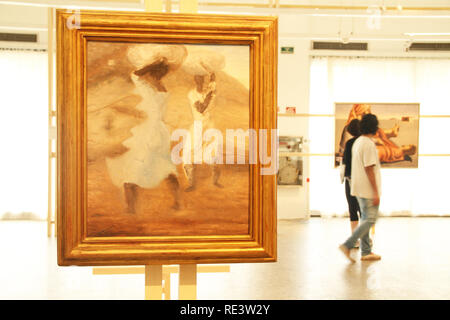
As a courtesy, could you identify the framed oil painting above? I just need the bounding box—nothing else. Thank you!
[335,103,420,168]
[57,10,278,266]
[277,156,303,186]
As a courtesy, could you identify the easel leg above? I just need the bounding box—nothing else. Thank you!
[179,264,197,300]
[163,270,171,300]
[145,265,163,300]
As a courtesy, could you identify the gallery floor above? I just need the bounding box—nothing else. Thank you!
[0,217,449,300]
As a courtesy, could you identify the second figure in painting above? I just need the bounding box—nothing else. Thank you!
[183,48,226,191]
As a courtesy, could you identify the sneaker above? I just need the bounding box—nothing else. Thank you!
[339,244,356,263]
[361,253,381,261]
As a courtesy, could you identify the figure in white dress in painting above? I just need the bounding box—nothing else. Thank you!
[105,44,187,213]
[182,48,225,192]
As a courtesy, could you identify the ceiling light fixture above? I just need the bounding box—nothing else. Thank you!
[0,25,47,31]
[404,33,450,36]
[0,1,144,11]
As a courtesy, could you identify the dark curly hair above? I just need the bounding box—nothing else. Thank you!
[360,114,379,135]
[347,119,361,137]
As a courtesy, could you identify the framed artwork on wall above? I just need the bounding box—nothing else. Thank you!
[277,156,303,186]
[278,137,303,186]
[57,10,278,266]
[335,102,420,168]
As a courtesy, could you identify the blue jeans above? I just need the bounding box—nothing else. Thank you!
[343,197,379,256]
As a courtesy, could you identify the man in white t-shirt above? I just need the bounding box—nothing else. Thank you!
[339,114,382,262]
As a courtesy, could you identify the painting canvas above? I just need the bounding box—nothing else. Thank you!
[277,156,303,186]
[57,10,277,266]
[335,103,419,168]
[87,42,250,237]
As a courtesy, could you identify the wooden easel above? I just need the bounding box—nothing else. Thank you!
[93,265,230,300]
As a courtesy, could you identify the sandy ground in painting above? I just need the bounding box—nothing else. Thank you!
[87,161,249,237]
[86,41,250,237]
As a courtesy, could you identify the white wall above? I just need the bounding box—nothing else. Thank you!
[277,38,310,219]
[0,51,49,219]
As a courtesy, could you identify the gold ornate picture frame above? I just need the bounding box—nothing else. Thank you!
[57,10,277,266]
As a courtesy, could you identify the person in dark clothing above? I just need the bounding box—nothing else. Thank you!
[343,119,361,247]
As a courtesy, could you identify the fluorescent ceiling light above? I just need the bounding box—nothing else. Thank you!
[0,1,144,11]
[199,10,262,15]
[0,25,47,31]
[280,34,450,42]
[405,33,450,36]
[0,1,49,7]
[308,13,450,19]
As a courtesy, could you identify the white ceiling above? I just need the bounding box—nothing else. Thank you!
[0,0,449,50]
